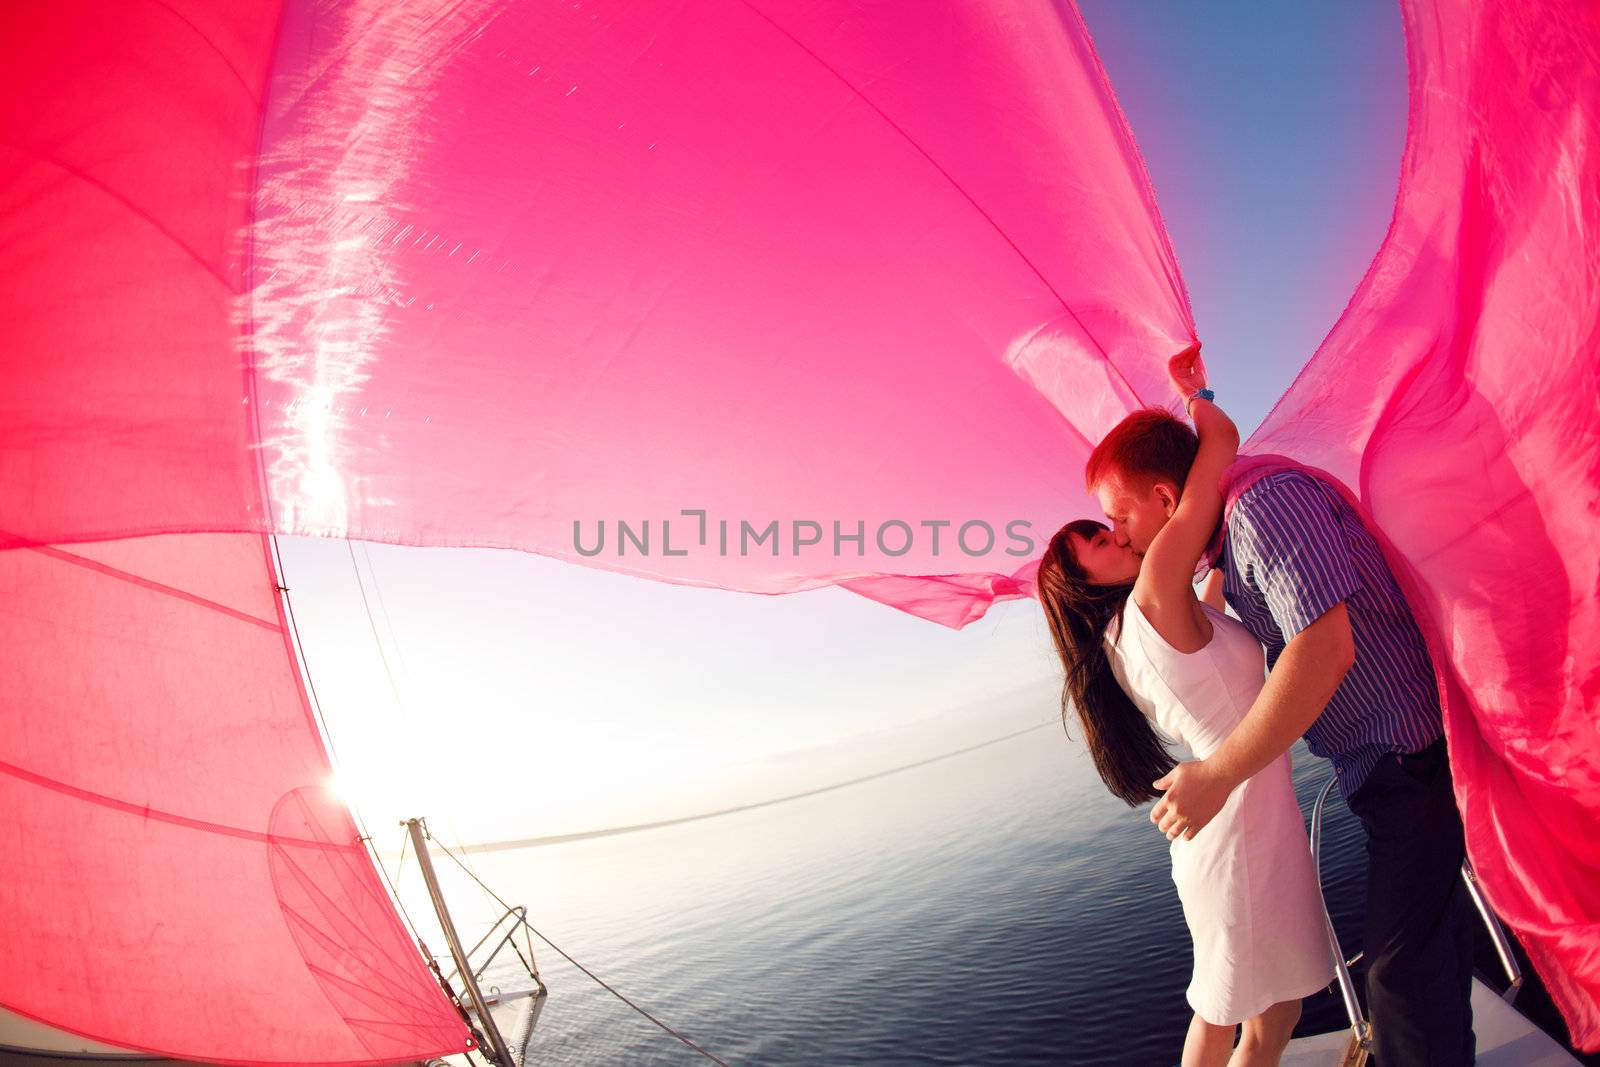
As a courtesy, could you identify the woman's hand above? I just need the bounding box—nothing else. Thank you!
[1168,344,1207,401]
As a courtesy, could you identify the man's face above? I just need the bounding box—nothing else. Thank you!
[1092,472,1179,556]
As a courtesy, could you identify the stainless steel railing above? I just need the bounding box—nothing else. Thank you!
[407,818,544,1067]
[1463,860,1525,1001]
[1309,777,1371,1054]
[1308,775,1525,1055]
[445,904,550,1002]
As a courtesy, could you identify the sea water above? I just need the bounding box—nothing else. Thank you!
[404,728,1369,1066]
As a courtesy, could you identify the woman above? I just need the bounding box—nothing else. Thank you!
[1035,355,1335,1067]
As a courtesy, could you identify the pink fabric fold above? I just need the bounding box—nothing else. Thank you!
[1240,0,1600,1045]
[2,0,1195,624]
[0,534,471,1064]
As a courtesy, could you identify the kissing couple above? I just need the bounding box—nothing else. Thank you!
[1036,349,1476,1067]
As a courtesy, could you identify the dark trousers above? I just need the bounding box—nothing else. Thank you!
[1346,736,1477,1066]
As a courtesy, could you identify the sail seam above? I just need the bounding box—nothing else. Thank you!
[0,758,351,850]
[14,540,281,631]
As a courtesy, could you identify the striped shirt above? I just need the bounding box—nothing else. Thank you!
[1219,469,1443,798]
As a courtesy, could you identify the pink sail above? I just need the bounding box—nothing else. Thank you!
[0,0,1187,1061]
[3,3,464,1063]
[0,534,471,1064]
[3,0,1194,620]
[1246,0,1600,1046]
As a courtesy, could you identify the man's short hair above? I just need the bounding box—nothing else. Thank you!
[1085,408,1199,492]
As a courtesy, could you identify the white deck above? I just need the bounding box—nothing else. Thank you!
[0,976,1579,1065]
[1283,977,1581,1066]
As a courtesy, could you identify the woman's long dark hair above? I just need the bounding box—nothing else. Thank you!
[1037,520,1175,806]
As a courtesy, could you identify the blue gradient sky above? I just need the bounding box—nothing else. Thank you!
[1079,0,1407,430]
[291,2,1410,846]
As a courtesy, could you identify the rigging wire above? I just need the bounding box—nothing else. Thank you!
[346,542,490,874]
[427,830,731,1067]
[251,389,492,1061]
[275,541,507,1067]
[346,539,408,706]
[268,534,381,847]
[268,537,432,942]
[340,543,728,1065]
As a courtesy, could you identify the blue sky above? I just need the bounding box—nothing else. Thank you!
[1078,0,1407,430]
[291,2,1410,846]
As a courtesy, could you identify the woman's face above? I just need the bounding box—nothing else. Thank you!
[1068,525,1141,586]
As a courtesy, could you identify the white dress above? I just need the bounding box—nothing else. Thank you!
[1105,596,1336,1026]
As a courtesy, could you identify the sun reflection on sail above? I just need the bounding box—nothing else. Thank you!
[244,1,499,535]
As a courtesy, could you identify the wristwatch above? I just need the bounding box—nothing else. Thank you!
[1185,387,1215,413]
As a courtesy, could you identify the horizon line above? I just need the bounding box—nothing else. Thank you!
[426,717,1057,855]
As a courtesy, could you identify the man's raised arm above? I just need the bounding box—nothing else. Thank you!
[1150,472,1363,840]
[1151,603,1354,840]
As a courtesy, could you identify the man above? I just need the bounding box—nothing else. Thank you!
[1085,392,1476,1065]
